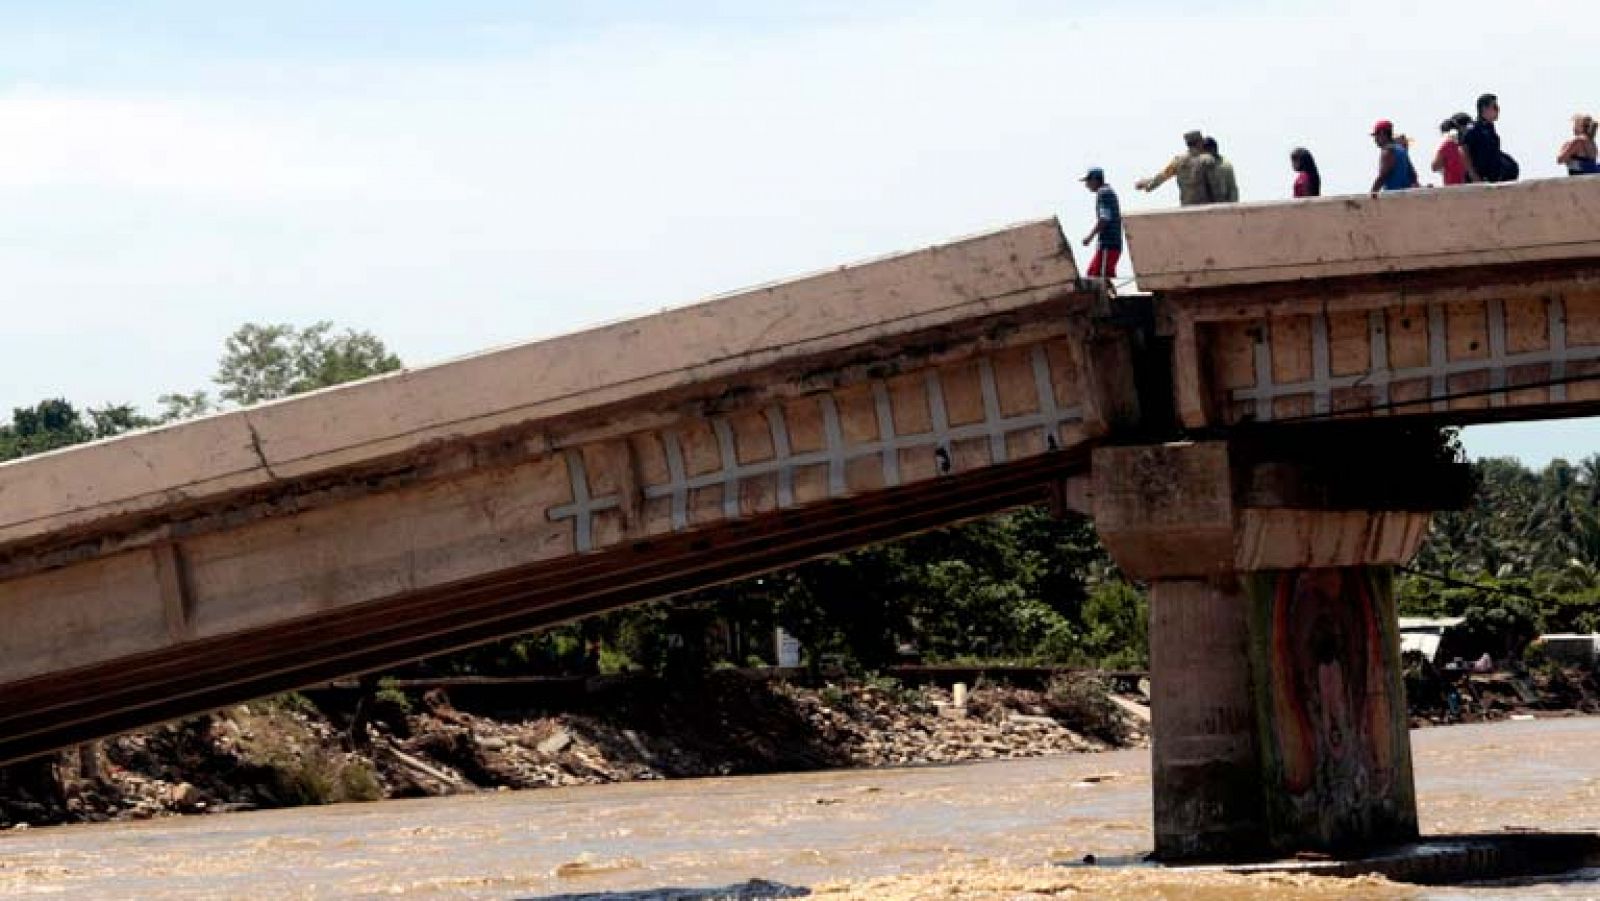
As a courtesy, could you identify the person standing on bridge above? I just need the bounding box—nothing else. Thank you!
[1290,147,1321,197]
[1370,119,1418,195]
[1202,137,1239,202]
[1134,130,1218,205]
[1078,167,1123,282]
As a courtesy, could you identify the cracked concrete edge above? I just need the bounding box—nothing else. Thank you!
[0,218,1082,550]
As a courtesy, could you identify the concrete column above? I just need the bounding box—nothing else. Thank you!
[1148,578,1264,860]
[1241,566,1416,854]
[1093,439,1446,862]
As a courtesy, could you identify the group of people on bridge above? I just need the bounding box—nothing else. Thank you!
[1076,91,1599,282]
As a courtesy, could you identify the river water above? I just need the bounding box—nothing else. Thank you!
[2,717,1598,899]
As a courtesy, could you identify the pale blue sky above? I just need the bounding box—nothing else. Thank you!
[0,2,1593,466]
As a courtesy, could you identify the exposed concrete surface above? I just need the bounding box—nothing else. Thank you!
[1126,177,1600,291]
[0,219,1080,551]
[1147,578,1262,860]
[0,216,1105,767]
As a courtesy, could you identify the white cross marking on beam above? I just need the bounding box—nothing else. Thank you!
[555,348,1085,543]
[1232,300,1600,415]
[713,418,741,519]
[547,450,620,553]
[1428,303,1448,413]
[979,357,1009,464]
[1367,310,1391,411]
[820,393,849,496]
[1311,312,1332,416]
[1252,321,1277,422]
[1486,298,1508,408]
[663,429,690,530]
[1030,345,1063,450]
[766,406,795,509]
[872,381,902,487]
[924,369,951,473]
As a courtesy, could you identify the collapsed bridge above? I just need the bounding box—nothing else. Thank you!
[3,176,1599,861]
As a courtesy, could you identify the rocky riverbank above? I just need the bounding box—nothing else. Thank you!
[1405,662,1600,727]
[0,672,1147,829]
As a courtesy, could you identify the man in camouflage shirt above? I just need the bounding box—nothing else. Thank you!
[1135,130,1219,206]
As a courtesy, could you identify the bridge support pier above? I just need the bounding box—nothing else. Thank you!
[1092,435,1467,862]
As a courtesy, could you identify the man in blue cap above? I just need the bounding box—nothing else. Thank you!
[1079,167,1122,282]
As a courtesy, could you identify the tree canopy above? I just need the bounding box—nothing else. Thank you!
[0,399,152,462]
[212,321,402,406]
[1401,453,1600,659]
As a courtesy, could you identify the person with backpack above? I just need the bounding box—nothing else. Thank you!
[1370,119,1418,195]
[1463,93,1519,183]
[1202,137,1240,202]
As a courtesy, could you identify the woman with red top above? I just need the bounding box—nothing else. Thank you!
[1432,113,1472,185]
[1291,147,1320,197]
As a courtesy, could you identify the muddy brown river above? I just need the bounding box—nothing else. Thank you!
[2,717,1599,899]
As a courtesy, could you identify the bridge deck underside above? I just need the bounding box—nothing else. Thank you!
[0,448,1084,765]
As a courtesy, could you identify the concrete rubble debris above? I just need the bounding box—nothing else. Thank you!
[0,673,1148,828]
[537,730,574,756]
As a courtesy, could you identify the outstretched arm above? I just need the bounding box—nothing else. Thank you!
[1135,156,1180,192]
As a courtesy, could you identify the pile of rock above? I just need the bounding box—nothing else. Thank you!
[9,699,384,829]
[782,682,1140,767]
[380,677,1145,795]
[1,673,1149,829]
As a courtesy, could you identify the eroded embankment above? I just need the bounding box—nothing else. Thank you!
[0,672,1146,829]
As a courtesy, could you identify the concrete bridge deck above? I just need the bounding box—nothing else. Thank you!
[0,219,1112,763]
[1125,177,1600,429]
[2,176,1599,819]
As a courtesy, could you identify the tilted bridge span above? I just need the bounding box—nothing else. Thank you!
[3,176,1598,860]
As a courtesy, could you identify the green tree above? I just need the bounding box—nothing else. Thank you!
[1078,581,1150,669]
[591,507,1132,674]
[1401,453,1600,660]
[0,399,153,462]
[213,321,401,405]
[156,391,219,423]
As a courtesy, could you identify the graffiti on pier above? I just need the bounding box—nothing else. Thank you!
[1246,566,1418,851]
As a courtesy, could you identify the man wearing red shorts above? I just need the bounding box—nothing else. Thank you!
[1079,167,1122,282]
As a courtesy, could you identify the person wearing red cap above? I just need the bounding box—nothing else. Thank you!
[1370,119,1418,195]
